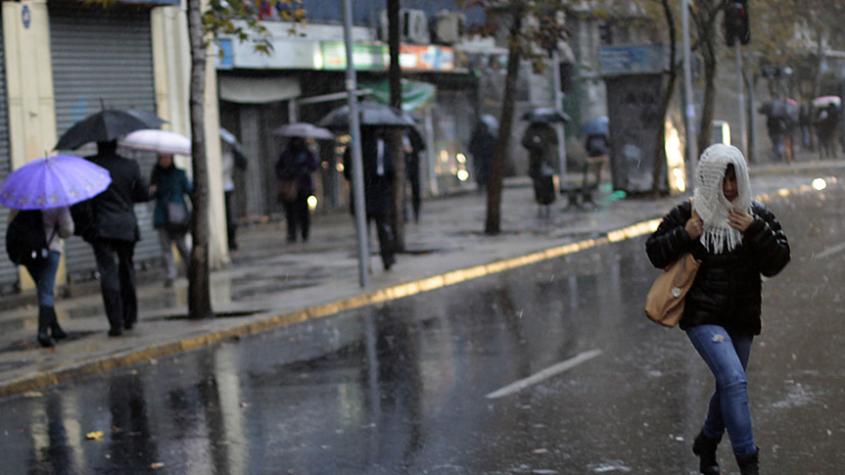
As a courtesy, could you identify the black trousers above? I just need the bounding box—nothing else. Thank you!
[369,214,395,266]
[408,173,421,222]
[92,239,137,330]
[225,190,238,250]
[284,194,310,241]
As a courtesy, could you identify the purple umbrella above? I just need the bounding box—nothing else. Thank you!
[0,155,111,210]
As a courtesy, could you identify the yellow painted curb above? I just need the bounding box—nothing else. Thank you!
[0,178,835,399]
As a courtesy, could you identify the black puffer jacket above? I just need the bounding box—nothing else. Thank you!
[646,200,790,335]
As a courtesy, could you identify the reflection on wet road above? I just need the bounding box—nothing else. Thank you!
[2,188,844,474]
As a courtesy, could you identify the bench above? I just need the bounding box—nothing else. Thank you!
[559,157,605,209]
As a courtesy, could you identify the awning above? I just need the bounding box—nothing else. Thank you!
[364,79,436,112]
[219,76,301,104]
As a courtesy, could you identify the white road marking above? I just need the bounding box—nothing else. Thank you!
[814,242,845,260]
[485,349,603,399]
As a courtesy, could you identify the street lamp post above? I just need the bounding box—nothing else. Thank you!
[342,0,370,287]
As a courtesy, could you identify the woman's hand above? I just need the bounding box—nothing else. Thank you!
[685,215,704,239]
[728,210,754,232]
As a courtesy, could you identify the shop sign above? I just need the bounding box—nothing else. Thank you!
[599,45,665,76]
[399,45,456,72]
[216,38,235,69]
[319,41,388,71]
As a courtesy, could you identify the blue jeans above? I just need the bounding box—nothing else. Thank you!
[24,251,61,307]
[687,324,756,456]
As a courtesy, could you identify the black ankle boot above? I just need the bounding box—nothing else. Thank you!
[37,307,55,348]
[692,431,721,474]
[736,449,759,475]
[44,306,67,340]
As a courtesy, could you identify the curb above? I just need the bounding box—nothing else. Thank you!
[0,177,836,399]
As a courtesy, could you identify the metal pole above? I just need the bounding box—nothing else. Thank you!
[342,0,370,287]
[735,43,747,153]
[747,74,756,163]
[682,0,698,189]
[552,51,568,181]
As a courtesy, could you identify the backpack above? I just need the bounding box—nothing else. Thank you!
[5,210,51,266]
[70,199,96,241]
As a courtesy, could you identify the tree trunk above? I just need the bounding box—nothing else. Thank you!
[697,49,717,155]
[387,0,406,252]
[652,0,677,195]
[485,13,523,235]
[186,0,213,319]
[694,2,719,157]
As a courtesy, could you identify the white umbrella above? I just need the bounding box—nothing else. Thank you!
[120,129,191,155]
[813,96,841,108]
[273,122,336,140]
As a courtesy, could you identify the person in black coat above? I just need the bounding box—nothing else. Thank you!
[84,140,150,336]
[469,120,496,193]
[403,131,423,223]
[343,128,396,270]
[646,145,789,475]
[276,138,318,243]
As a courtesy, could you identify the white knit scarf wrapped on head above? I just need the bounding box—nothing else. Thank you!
[693,144,752,254]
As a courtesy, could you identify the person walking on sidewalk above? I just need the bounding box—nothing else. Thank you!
[646,144,790,475]
[276,137,318,243]
[149,153,192,288]
[6,208,73,347]
[221,142,246,251]
[83,141,150,336]
[404,132,423,223]
[343,128,396,271]
[469,118,496,193]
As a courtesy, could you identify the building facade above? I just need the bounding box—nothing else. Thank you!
[1,0,228,293]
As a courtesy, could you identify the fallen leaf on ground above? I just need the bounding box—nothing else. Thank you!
[85,431,104,441]
[150,462,165,470]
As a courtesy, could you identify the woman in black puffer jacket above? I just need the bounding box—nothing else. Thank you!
[646,144,790,475]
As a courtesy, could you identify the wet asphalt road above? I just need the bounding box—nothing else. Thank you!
[1,185,844,475]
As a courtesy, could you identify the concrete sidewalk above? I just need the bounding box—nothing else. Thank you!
[0,161,840,398]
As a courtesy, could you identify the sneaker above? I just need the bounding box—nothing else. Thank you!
[108,328,123,337]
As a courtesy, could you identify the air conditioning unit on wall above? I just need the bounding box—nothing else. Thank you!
[379,9,430,44]
[432,11,465,45]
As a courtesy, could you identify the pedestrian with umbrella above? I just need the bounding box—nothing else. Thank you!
[121,129,193,288]
[812,96,841,160]
[220,128,249,251]
[469,115,498,193]
[342,127,397,270]
[521,112,561,208]
[275,136,319,243]
[57,109,151,336]
[320,101,414,271]
[273,123,335,243]
[1,155,111,347]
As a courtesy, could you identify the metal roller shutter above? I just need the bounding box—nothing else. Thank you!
[0,18,19,293]
[49,2,162,281]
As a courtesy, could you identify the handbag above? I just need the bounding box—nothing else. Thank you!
[278,180,299,204]
[644,207,701,327]
[166,201,190,233]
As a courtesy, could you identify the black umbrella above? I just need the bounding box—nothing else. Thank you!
[55,109,150,150]
[126,109,167,128]
[522,107,571,124]
[318,101,416,129]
